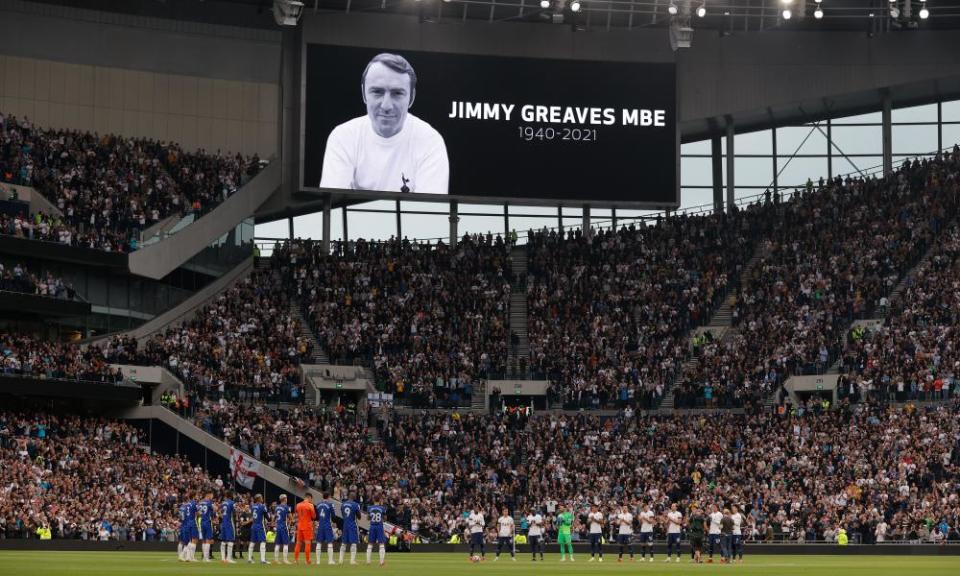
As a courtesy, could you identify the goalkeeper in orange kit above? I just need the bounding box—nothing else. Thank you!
[294,493,317,564]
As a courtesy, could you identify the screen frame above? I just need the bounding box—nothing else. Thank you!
[298,41,680,211]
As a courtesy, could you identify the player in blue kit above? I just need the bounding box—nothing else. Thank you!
[198,491,216,562]
[186,495,200,561]
[177,501,193,562]
[315,493,337,565]
[366,497,388,566]
[339,493,362,565]
[219,492,237,563]
[274,495,292,564]
[248,494,269,564]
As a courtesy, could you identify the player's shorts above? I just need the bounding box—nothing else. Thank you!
[617,534,632,546]
[317,525,335,543]
[667,533,681,547]
[275,528,291,546]
[219,523,235,542]
[200,521,214,541]
[732,535,743,550]
[369,526,387,545]
[497,536,512,548]
[189,522,200,541]
[470,532,484,546]
[690,535,703,551]
[296,528,315,543]
[708,534,720,550]
[529,535,542,548]
[341,524,360,545]
[250,525,266,544]
[588,533,602,546]
[639,532,653,544]
[179,525,191,545]
[557,532,571,544]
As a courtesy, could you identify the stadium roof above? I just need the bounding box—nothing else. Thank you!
[27,0,960,31]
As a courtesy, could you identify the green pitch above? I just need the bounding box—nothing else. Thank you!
[0,551,955,576]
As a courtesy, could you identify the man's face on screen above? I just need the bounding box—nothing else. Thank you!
[364,62,412,139]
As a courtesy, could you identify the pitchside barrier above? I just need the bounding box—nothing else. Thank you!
[0,541,958,555]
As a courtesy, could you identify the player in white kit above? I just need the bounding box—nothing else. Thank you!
[730,505,745,563]
[525,510,544,562]
[616,506,635,562]
[638,504,656,562]
[707,504,723,563]
[494,508,516,561]
[665,503,683,562]
[468,507,486,560]
[587,505,604,562]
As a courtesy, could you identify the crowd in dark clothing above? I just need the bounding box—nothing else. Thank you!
[0,261,77,300]
[0,410,222,541]
[273,235,512,407]
[672,150,960,408]
[0,112,261,252]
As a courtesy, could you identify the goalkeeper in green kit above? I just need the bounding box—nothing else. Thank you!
[557,503,575,562]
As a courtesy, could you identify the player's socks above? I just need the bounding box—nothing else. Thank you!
[274,545,280,563]
[379,544,385,565]
[220,542,226,561]
[188,542,197,561]
[202,543,211,561]
[328,544,335,564]
[260,542,267,563]
[294,542,301,563]
[339,545,346,565]
[350,543,357,564]
[305,545,311,565]
[366,544,373,564]
[177,542,184,560]
[248,543,255,562]
[227,543,235,562]
[283,545,290,563]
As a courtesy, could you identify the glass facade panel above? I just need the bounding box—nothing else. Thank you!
[892,124,939,155]
[892,103,938,124]
[831,111,882,125]
[733,157,774,187]
[777,157,829,189]
[777,125,830,156]
[347,208,395,242]
[829,126,884,155]
[681,156,713,187]
[942,124,960,150]
[735,130,772,155]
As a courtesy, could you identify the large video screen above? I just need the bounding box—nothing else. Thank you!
[302,44,677,206]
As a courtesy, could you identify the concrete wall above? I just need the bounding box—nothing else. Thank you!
[487,379,550,396]
[127,161,278,280]
[0,1,281,156]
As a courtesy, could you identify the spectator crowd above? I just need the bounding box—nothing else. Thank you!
[274,235,512,407]
[0,410,222,541]
[0,261,77,300]
[1,112,261,252]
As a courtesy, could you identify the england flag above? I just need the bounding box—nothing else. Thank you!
[228,448,260,489]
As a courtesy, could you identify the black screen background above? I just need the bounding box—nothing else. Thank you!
[303,44,677,204]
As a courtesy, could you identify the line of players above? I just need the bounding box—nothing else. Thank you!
[176,490,390,566]
[466,503,748,564]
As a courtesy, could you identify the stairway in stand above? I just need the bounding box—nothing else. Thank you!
[507,245,530,375]
[657,242,770,412]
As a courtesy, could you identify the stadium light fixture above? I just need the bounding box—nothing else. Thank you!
[696,3,706,17]
[540,0,550,7]
[781,0,793,5]
[668,1,678,15]
[782,8,791,19]
[570,0,581,12]
[919,6,929,18]
[814,6,823,18]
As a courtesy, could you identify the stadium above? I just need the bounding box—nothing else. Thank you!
[1,0,960,575]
